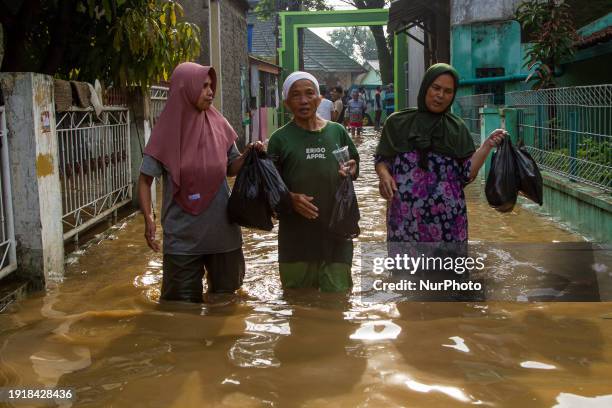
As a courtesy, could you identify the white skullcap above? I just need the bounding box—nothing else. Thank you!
[282,71,320,100]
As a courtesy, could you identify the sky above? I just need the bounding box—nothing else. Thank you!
[308,1,387,58]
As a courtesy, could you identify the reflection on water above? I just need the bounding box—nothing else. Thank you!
[1,129,611,407]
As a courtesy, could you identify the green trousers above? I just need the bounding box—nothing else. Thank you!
[279,262,352,292]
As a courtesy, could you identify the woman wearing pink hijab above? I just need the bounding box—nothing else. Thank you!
[138,62,262,303]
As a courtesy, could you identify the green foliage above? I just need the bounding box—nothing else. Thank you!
[516,0,578,89]
[328,27,378,62]
[109,1,201,88]
[1,0,200,89]
[553,137,611,186]
[254,0,331,19]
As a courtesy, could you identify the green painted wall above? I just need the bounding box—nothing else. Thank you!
[266,107,278,137]
[452,21,528,98]
[277,9,412,123]
[538,173,612,242]
[279,9,389,79]
[452,14,612,97]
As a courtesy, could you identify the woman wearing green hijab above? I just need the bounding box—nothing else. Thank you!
[374,63,506,242]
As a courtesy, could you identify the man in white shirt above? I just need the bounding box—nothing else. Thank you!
[316,85,334,120]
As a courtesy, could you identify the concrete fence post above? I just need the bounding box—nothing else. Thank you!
[480,106,502,180]
[501,108,518,144]
[0,73,64,290]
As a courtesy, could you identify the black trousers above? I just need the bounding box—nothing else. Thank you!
[161,248,245,302]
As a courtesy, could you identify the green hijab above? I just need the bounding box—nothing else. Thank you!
[376,63,475,163]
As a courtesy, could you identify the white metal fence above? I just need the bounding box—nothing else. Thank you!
[506,85,612,192]
[0,107,17,280]
[56,108,132,241]
[454,93,495,147]
[150,86,169,126]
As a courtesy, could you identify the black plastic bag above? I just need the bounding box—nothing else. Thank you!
[514,142,543,205]
[228,150,273,231]
[257,153,293,214]
[329,176,360,239]
[485,137,519,212]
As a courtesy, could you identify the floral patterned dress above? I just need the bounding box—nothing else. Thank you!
[375,151,473,242]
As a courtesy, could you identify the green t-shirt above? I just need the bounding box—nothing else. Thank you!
[267,120,360,263]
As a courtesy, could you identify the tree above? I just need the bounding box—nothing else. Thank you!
[255,0,330,18]
[339,0,393,85]
[0,0,201,89]
[329,26,378,62]
[516,0,578,89]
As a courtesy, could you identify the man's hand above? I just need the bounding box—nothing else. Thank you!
[144,215,160,252]
[290,192,319,219]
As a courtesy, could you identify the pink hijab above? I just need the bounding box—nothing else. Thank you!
[144,62,237,215]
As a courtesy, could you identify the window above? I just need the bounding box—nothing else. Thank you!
[475,67,505,105]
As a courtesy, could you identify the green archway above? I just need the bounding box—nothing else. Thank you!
[278,9,409,124]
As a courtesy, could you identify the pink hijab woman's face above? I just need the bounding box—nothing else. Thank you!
[195,76,214,111]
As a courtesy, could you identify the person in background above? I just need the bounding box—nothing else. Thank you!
[358,86,367,104]
[346,89,367,138]
[316,85,334,121]
[384,83,395,117]
[342,89,350,127]
[267,71,360,292]
[330,86,345,123]
[374,85,383,131]
[138,62,263,303]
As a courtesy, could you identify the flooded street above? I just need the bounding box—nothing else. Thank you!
[1,129,611,408]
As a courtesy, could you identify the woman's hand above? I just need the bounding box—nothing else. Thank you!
[338,159,357,178]
[247,141,265,152]
[468,129,509,179]
[144,214,160,252]
[375,162,397,200]
[486,129,508,149]
[378,171,397,200]
[290,192,319,219]
[228,141,266,176]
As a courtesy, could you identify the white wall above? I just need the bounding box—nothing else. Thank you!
[407,27,425,107]
[451,0,524,25]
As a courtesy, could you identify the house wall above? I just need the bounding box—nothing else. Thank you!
[309,71,354,94]
[180,0,211,65]
[451,20,528,99]
[451,0,523,25]
[220,0,249,147]
[181,0,248,146]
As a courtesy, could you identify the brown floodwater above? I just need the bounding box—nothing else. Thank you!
[1,129,611,407]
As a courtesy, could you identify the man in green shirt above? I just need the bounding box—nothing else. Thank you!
[267,71,360,292]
